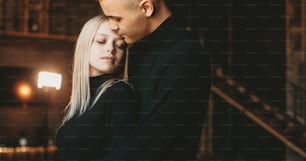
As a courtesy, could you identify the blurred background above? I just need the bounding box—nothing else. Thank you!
[0,0,305,161]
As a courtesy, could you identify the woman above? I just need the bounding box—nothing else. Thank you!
[55,15,138,161]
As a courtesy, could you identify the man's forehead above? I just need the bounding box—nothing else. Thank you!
[99,0,123,11]
[99,0,136,10]
[101,1,137,18]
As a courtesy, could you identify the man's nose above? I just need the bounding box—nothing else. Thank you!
[109,21,119,32]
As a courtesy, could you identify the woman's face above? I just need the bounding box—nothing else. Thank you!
[89,21,126,76]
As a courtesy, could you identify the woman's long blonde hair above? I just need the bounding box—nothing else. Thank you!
[62,15,128,123]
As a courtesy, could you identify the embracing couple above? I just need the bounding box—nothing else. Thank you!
[55,0,211,161]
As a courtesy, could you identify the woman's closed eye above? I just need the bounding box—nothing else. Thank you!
[96,39,106,44]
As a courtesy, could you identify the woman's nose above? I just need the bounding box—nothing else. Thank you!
[106,44,115,54]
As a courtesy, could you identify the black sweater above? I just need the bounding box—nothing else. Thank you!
[102,16,211,161]
[55,75,138,161]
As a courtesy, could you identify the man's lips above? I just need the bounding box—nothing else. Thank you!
[119,34,125,39]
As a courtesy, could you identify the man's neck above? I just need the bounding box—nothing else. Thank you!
[148,3,172,34]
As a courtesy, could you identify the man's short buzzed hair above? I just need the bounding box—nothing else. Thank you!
[120,0,141,8]
[121,0,159,9]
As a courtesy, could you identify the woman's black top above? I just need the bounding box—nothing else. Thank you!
[55,74,138,161]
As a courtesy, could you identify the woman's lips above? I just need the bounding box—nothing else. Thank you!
[100,56,114,61]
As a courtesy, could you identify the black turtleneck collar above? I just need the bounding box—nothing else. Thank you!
[130,16,179,51]
[89,74,114,90]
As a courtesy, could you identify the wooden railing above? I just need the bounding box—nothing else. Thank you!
[0,30,76,41]
[211,68,306,159]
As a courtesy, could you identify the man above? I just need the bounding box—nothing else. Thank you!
[98,0,211,161]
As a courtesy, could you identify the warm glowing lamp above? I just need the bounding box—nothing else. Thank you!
[37,71,62,147]
[17,83,32,101]
[16,82,32,108]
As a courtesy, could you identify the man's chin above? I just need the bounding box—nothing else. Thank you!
[124,38,133,46]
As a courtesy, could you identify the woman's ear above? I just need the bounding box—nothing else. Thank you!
[139,0,154,17]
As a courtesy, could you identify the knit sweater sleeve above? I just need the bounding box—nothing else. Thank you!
[108,81,139,150]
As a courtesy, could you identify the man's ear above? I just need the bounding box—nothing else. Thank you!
[139,0,154,17]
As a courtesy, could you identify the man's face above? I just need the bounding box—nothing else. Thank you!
[99,0,149,45]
